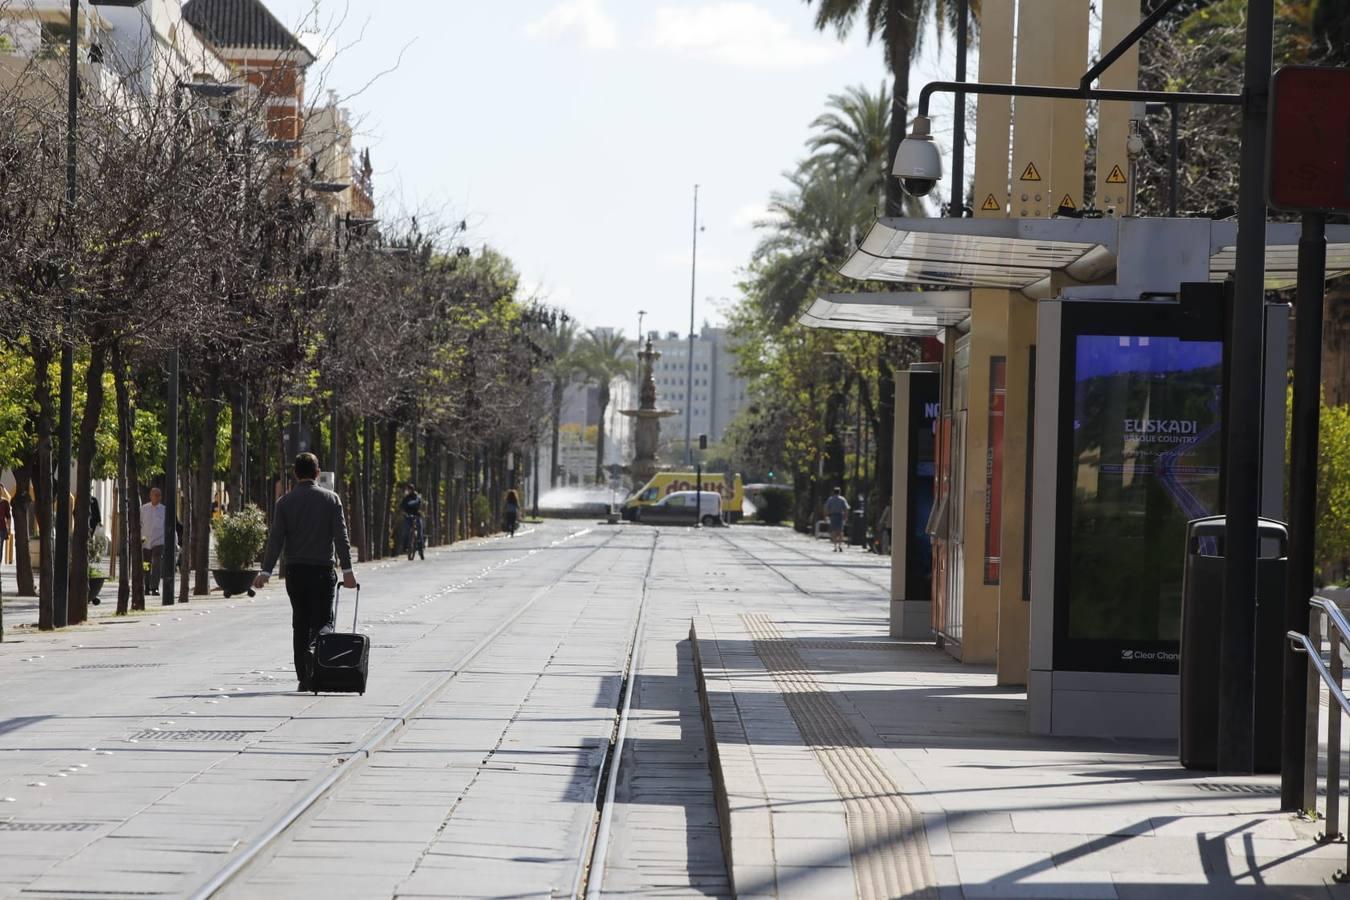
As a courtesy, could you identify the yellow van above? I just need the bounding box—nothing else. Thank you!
[623,472,745,522]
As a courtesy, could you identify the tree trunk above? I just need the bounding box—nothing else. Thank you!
[884,10,917,218]
[193,373,219,595]
[70,343,108,624]
[11,464,35,597]
[31,342,55,630]
[550,380,564,487]
[179,394,191,603]
[229,382,244,513]
[379,420,396,557]
[594,380,610,484]
[112,345,145,612]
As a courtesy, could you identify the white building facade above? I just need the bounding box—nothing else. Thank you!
[648,327,748,449]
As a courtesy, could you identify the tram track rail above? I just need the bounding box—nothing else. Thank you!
[572,529,658,899]
[187,525,618,900]
[714,525,891,596]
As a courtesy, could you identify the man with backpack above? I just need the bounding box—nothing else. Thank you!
[254,453,357,692]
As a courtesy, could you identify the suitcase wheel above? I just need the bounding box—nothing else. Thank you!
[247,590,256,597]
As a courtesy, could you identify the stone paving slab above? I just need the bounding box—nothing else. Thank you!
[0,525,603,899]
[692,527,1350,899]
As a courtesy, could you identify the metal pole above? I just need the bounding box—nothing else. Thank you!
[949,0,968,218]
[1327,627,1343,840]
[1168,104,1180,217]
[1216,0,1274,775]
[695,460,702,528]
[54,0,80,629]
[685,185,698,466]
[163,350,178,606]
[1281,212,1327,810]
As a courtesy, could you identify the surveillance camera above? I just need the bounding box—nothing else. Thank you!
[893,115,943,198]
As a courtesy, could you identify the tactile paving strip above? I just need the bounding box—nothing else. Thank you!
[744,613,938,900]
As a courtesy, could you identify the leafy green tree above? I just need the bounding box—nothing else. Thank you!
[578,328,631,483]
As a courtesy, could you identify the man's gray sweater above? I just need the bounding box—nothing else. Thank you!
[261,481,354,575]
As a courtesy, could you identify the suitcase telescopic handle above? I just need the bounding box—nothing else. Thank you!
[335,584,359,632]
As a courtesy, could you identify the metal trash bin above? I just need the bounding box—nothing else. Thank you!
[850,503,867,546]
[1179,516,1288,772]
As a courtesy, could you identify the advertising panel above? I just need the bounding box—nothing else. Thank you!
[907,373,939,606]
[1053,300,1225,673]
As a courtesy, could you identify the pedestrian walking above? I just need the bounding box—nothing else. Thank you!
[140,487,166,595]
[399,483,424,559]
[0,486,11,568]
[504,489,520,537]
[824,487,850,553]
[253,453,357,692]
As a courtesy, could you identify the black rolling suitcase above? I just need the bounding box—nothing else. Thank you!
[313,585,369,695]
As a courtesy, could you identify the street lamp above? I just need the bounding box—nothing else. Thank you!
[684,186,702,466]
[53,0,145,629]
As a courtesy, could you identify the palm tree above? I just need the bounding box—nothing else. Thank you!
[805,83,892,206]
[543,320,580,488]
[804,0,972,217]
[579,328,632,483]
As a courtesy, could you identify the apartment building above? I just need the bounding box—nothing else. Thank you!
[648,327,748,447]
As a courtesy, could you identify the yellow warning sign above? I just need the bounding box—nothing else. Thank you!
[1020,161,1042,182]
[1059,194,1076,209]
[981,194,1001,212]
[1105,164,1127,184]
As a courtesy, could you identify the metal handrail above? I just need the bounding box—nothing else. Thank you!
[1289,596,1350,876]
[1288,630,1350,718]
[1313,595,1350,653]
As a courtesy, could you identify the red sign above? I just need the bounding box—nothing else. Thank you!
[1267,66,1350,212]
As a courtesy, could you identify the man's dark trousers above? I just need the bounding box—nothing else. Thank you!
[285,564,337,686]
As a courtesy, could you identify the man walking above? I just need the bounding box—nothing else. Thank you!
[253,453,358,691]
[140,487,165,596]
[824,487,850,553]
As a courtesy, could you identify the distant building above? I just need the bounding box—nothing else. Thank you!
[182,0,315,142]
[648,327,748,449]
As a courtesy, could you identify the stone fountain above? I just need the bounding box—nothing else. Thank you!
[620,337,678,491]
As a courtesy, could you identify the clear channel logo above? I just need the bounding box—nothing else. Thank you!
[1121,648,1180,662]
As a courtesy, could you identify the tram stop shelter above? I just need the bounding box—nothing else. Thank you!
[802,214,1350,739]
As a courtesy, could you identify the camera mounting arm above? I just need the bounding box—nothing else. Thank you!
[915,80,1242,120]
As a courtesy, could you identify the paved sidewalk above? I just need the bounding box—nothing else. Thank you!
[692,528,1350,899]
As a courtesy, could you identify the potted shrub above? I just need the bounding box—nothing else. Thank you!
[87,532,109,606]
[211,506,267,598]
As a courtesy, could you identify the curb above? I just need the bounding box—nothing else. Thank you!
[690,615,742,892]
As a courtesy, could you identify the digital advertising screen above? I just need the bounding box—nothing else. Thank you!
[1052,299,1225,674]
[906,372,939,604]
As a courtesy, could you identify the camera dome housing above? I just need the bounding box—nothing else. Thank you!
[893,115,943,198]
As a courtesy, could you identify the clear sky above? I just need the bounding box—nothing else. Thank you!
[266,1,958,338]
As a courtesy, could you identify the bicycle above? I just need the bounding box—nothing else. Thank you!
[404,514,425,561]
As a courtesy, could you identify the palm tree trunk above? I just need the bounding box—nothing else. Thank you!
[550,381,564,488]
[594,382,610,484]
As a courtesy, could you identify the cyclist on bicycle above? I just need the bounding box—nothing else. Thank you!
[400,483,425,560]
[504,489,520,537]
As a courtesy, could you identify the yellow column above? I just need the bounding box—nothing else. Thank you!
[995,296,1038,683]
[973,0,1014,218]
[1095,0,1141,214]
[1010,0,1055,218]
[958,292,1007,664]
[1049,0,1090,213]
